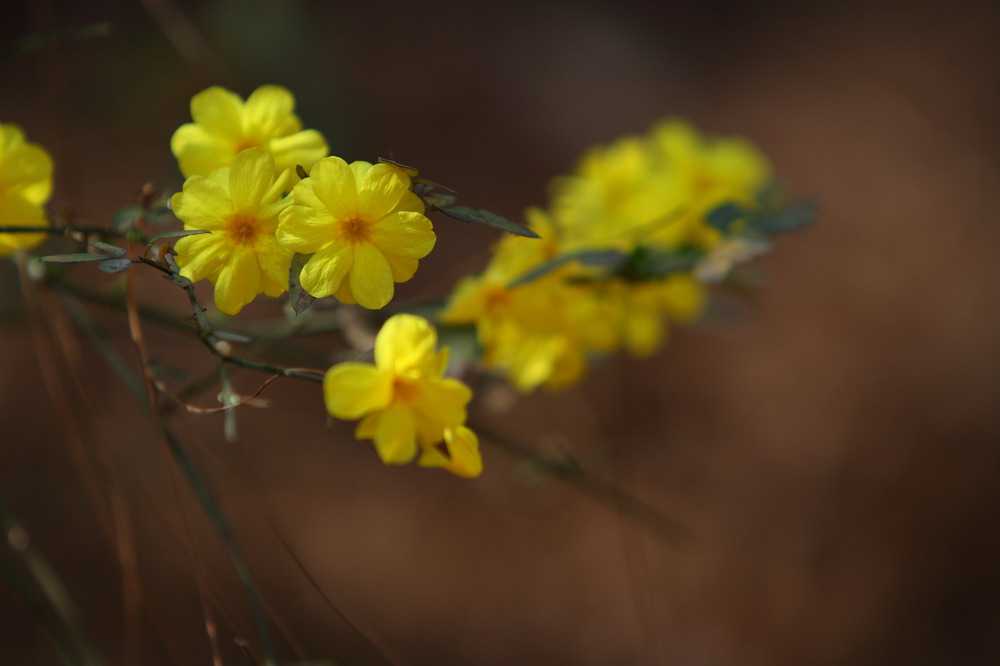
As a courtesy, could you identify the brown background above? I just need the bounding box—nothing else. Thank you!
[1,1,998,664]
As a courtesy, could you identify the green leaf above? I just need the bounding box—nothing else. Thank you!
[41,253,109,263]
[705,201,747,232]
[620,245,699,281]
[287,253,315,315]
[88,240,127,258]
[98,257,133,274]
[377,157,420,178]
[111,205,142,232]
[147,229,211,244]
[751,199,817,234]
[420,191,456,208]
[508,250,627,289]
[436,206,540,239]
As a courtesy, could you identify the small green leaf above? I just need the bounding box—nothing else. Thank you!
[88,240,127,257]
[751,199,817,234]
[705,202,747,232]
[620,245,699,281]
[288,253,315,315]
[111,205,142,231]
[41,253,109,263]
[377,157,420,178]
[148,229,211,244]
[98,257,133,274]
[421,192,456,208]
[436,206,540,238]
[508,250,627,288]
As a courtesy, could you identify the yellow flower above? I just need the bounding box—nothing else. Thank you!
[323,314,480,477]
[171,85,328,178]
[276,157,435,309]
[439,209,614,392]
[171,148,294,315]
[0,123,53,256]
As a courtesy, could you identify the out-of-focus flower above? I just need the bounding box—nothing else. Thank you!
[323,314,480,477]
[0,123,53,256]
[171,148,294,315]
[171,85,328,178]
[277,157,435,309]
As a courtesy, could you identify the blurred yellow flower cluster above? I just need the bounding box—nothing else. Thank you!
[0,123,53,256]
[324,314,482,478]
[170,85,435,314]
[439,120,772,391]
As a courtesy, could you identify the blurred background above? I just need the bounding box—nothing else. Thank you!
[2,0,999,664]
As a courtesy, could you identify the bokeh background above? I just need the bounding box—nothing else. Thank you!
[2,0,999,664]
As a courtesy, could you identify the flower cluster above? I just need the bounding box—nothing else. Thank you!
[0,123,53,256]
[169,85,436,315]
[439,120,772,391]
[324,314,482,478]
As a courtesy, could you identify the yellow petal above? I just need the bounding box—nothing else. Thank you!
[189,86,245,142]
[268,130,329,173]
[371,403,417,464]
[323,363,392,419]
[171,124,235,178]
[276,183,336,254]
[175,232,229,282]
[411,376,471,427]
[0,195,46,255]
[299,243,352,298]
[383,253,418,282]
[357,162,409,221]
[213,246,261,315]
[244,85,300,137]
[417,426,483,478]
[253,235,293,296]
[348,242,393,309]
[310,156,357,219]
[371,211,436,259]
[374,314,437,375]
[228,148,275,211]
[172,175,233,230]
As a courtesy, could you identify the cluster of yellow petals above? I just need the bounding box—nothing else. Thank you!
[171,148,294,315]
[440,120,770,391]
[0,124,53,256]
[170,86,436,315]
[171,85,328,178]
[324,314,481,478]
[277,157,435,309]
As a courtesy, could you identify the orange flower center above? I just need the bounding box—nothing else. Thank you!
[226,213,260,246]
[234,137,261,153]
[482,285,512,312]
[339,216,372,245]
[392,377,419,403]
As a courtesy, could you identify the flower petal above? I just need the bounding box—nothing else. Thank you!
[190,87,245,142]
[371,402,417,465]
[175,232,229,282]
[0,195,46,255]
[357,162,409,221]
[244,85,300,138]
[299,243,352,298]
[268,130,328,173]
[171,174,233,230]
[277,194,337,253]
[310,156,357,219]
[171,124,236,178]
[417,426,483,478]
[228,148,275,212]
[370,211,436,259]
[253,235,293,296]
[212,246,261,315]
[383,253,418,282]
[411,376,471,427]
[348,242,394,309]
[323,363,392,419]
[374,314,437,375]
